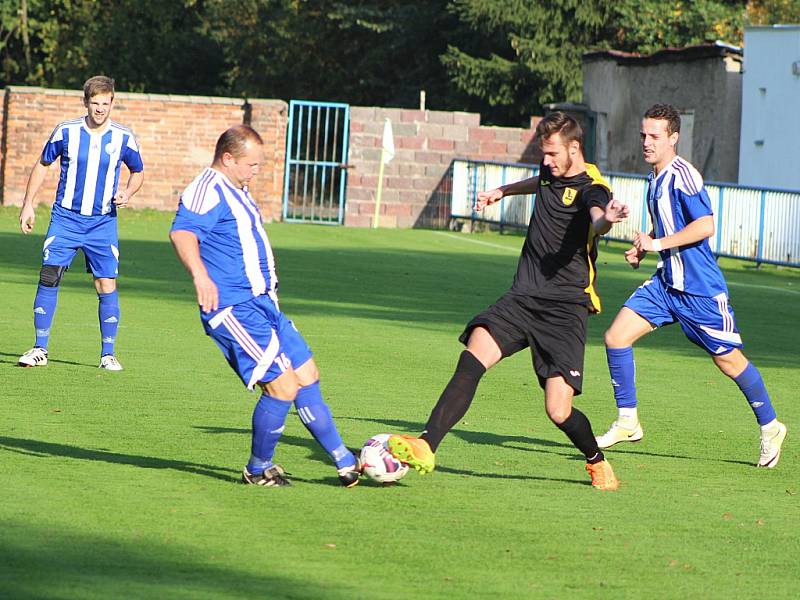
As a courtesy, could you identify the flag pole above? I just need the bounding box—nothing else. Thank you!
[374,147,385,228]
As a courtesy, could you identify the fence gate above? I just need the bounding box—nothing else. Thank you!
[282,100,350,224]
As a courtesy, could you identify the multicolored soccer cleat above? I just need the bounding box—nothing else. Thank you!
[387,435,435,474]
[241,464,291,487]
[758,421,787,468]
[595,419,644,449]
[337,457,362,488]
[585,460,619,491]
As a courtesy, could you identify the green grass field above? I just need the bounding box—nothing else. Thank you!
[1,206,798,599]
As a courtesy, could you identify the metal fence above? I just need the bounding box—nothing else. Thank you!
[450,159,800,267]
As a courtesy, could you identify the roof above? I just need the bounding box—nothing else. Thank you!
[583,41,742,66]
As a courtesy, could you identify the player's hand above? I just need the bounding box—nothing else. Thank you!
[113,190,129,208]
[474,188,503,211]
[633,231,656,252]
[19,204,35,234]
[624,246,643,269]
[193,273,219,313]
[604,198,629,223]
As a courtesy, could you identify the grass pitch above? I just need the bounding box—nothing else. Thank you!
[1,206,798,599]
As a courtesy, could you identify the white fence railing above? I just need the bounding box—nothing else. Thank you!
[449,159,800,267]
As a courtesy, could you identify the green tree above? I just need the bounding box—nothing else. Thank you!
[442,0,746,125]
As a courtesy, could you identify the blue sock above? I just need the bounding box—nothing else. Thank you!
[295,381,356,469]
[33,284,59,349]
[247,394,292,475]
[98,290,120,356]
[606,346,637,408]
[734,363,776,425]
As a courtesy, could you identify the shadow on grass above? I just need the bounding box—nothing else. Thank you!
[0,351,96,368]
[0,436,237,483]
[0,523,350,600]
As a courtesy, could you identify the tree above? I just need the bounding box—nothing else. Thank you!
[442,0,747,125]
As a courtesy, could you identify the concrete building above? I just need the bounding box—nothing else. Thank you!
[582,43,742,182]
[738,25,800,190]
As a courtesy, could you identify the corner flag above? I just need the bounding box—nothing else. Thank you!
[382,118,395,164]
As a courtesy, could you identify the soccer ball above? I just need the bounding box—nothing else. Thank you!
[360,433,409,484]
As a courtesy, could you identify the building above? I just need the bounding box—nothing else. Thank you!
[582,42,743,182]
[738,25,800,190]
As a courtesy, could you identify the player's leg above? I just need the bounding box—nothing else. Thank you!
[202,300,293,486]
[292,357,360,487]
[598,278,674,448]
[19,221,79,366]
[543,376,618,491]
[94,277,122,370]
[389,294,526,473]
[83,216,123,369]
[679,293,786,467]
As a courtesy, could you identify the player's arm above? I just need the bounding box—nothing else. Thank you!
[475,176,540,211]
[19,159,52,234]
[633,216,714,253]
[587,185,629,235]
[169,229,219,313]
[114,170,144,208]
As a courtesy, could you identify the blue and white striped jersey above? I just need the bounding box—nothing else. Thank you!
[170,167,278,308]
[42,118,144,217]
[647,156,727,297]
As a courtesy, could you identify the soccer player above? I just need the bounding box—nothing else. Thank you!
[18,75,144,371]
[596,104,787,468]
[388,112,630,491]
[169,124,361,488]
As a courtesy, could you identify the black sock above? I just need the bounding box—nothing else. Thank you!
[556,408,604,463]
[421,350,486,452]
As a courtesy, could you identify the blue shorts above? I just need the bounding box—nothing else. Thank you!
[202,294,313,390]
[624,276,743,355]
[43,204,119,278]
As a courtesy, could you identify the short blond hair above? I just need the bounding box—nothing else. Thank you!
[83,76,115,102]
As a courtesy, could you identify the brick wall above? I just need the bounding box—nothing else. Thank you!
[345,107,540,228]
[0,86,541,228]
[0,87,287,219]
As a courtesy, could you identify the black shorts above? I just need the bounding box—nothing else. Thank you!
[459,291,589,394]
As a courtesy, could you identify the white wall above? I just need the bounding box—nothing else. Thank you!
[739,26,800,190]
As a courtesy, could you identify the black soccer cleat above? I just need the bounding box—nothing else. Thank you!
[241,464,291,487]
[337,457,362,488]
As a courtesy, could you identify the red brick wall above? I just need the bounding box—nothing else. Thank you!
[0,86,541,228]
[0,87,287,219]
[345,107,540,228]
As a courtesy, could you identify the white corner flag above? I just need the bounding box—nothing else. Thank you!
[374,118,395,227]
[382,118,395,164]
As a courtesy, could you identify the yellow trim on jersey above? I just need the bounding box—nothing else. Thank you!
[585,162,611,192]
[583,163,609,313]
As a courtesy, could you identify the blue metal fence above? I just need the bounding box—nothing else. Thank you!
[282,100,350,224]
[449,158,800,267]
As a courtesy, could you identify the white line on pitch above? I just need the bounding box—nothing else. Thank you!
[431,231,519,253]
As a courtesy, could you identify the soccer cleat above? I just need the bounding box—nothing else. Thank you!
[99,354,123,371]
[337,457,362,488]
[387,435,435,474]
[18,347,48,367]
[241,465,291,487]
[595,420,644,449]
[758,421,787,468]
[585,460,619,491]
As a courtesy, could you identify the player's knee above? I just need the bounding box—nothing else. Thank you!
[39,265,66,287]
[604,327,628,348]
[259,377,299,402]
[546,405,572,425]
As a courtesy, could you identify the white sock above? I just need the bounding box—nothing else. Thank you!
[618,407,638,424]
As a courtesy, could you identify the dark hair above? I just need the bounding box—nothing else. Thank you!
[83,75,115,102]
[644,104,681,135]
[213,125,264,162]
[535,112,583,149]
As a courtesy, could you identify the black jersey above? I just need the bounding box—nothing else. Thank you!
[510,162,611,312]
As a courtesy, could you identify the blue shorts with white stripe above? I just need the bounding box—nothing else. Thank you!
[201,294,313,389]
[624,275,743,355]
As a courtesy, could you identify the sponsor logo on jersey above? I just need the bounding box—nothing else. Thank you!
[563,187,577,206]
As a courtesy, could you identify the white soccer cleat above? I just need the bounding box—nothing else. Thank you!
[596,420,644,449]
[758,421,787,468]
[99,354,123,371]
[18,347,48,367]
